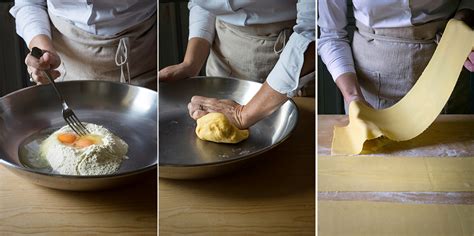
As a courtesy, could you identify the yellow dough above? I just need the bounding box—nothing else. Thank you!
[319,201,474,236]
[332,19,474,155]
[318,155,474,192]
[196,112,249,144]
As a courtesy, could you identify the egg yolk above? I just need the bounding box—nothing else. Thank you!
[57,133,77,144]
[57,133,102,148]
[74,138,95,148]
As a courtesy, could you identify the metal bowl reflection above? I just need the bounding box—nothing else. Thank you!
[159,77,298,179]
[0,81,157,191]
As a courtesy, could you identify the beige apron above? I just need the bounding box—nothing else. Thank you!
[206,19,315,96]
[352,20,470,113]
[49,13,157,90]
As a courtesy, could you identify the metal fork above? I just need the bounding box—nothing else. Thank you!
[31,47,89,136]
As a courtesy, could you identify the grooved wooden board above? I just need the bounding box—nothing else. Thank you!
[0,167,157,235]
[159,98,316,235]
[318,115,474,157]
[318,156,474,192]
[318,115,474,235]
[319,200,474,236]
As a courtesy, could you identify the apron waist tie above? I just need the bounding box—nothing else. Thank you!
[115,37,131,84]
[355,20,447,44]
[273,28,291,55]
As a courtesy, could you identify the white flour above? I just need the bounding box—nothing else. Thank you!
[39,123,128,175]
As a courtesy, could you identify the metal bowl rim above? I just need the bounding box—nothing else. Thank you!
[0,80,158,178]
[0,80,158,99]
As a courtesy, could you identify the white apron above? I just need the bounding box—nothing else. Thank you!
[49,13,157,90]
[206,19,314,96]
[352,19,470,113]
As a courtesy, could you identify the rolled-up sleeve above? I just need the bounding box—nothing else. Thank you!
[266,0,315,96]
[188,1,216,44]
[317,0,355,82]
[9,0,50,47]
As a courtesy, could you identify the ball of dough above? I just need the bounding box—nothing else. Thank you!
[195,112,249,144]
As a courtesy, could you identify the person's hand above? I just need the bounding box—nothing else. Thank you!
[454,9,474,72]
[454,9,474,28]
[160,38,211,81]
[26,49,61,84]
[159,62,198,81]
[464,51,474,72]
[335,72,373,108]
[187,96,247,129]
[345,94,373,108]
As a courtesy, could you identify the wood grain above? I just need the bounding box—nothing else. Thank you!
[0,168,157,235]
[318,156,474,192]
[319,200,474,236]
[318,115,474,235]
[159,98,316,236]
[318,192,474,204]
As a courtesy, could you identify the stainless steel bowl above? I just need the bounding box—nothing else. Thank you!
[0,81,157,191]
[159,77,298,179]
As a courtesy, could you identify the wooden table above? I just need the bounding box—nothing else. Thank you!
[0,168,157,235]
[318,115,474,236]
[159,98,315,236]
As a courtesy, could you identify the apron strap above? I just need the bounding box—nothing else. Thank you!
[274,28,291,55]
[115,37,131,84]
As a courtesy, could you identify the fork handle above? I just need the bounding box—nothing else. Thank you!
[30,47,66,104]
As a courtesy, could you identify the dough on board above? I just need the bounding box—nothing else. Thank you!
[331,19,474,155]
[195,112,249,144]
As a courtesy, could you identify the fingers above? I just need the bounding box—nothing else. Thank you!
[465,52,474,72]
[42,51,61,69]
[26,53,50,70]
[28,68,61,84]
[188,96,221,120]
[464,60,474,72]
[25,50,61,84]
[158,67,173,81]
[188,95,245,128]
[187,101,208,120]
[159,63,194,81]
[191,96,220,107]
[192,109,208,120]
[190,96,227,114]
[25,51,60,71]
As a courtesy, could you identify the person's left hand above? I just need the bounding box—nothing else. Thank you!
[464,51,474,72]
[159,62,197,81]
[187,96,247,129]
[454,9,474,72]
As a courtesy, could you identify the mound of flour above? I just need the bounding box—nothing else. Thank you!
[39,123,128,175]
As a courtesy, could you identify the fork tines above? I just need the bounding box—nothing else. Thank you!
[65,111,89,136]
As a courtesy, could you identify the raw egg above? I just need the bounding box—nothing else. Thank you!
[56,133,102,148]
[57,133,77,144]
[74,135,102,148]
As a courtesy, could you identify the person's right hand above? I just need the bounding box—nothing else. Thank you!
[335,72,373,108]
[159,62,198,81]
[188,96,247,129]
[345,94,373,109]
[26,49,61,84]
[464,51,474,72]
[344,96,374,108]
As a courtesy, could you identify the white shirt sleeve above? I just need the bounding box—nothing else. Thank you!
[266,0,315,97]
[9,0,50,47]
[188,1,216,44]
[317,0,356,82]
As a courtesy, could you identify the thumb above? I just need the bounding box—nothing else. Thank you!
[42,52,61,69]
